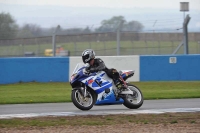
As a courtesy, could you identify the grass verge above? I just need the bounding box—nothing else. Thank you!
[0,81,200,104]
[0,112,199,128]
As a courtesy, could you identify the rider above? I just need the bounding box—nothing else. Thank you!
[81,49,127,89]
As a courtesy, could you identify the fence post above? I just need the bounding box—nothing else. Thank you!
[183,15,190,54]
[131,33,134,55]
[145,33,148,55]
[116,21,124,56]
[52,25,60,57]
[35,38,40,56]
[172,15,190,55]
[52,34,56,57]
[74,36,77,56]
[22,39,24,56]
[103,41,106,56]
[158,33,161,55]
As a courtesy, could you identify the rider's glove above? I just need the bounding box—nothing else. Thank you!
[85,67,89,71]
[84,67,90,74]
[89,68,97,73]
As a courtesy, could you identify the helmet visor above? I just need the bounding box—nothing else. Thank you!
[82,54,90,63]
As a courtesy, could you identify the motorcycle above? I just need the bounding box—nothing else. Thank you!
[70,63,143,111]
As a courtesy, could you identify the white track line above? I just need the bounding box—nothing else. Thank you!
[0,108,200,119]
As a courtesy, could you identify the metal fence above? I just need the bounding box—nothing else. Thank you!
[0,32,200,57]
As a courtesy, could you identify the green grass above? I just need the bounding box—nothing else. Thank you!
[0,82,71,104]
[0,41,199,57]
[133,81,200,99]
[0,81,200,104]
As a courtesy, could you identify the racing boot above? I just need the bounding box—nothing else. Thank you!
[115,77,128,101]
[115,76,128,91]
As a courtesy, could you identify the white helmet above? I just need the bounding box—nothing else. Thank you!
[82,49,95,63]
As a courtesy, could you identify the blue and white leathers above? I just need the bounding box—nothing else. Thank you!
[70,63,124,105]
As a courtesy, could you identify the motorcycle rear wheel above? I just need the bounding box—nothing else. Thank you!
[122,83,143,109]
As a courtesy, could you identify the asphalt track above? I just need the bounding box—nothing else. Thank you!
[0,98,200,119]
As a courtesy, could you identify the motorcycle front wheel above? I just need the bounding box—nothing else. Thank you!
[122,83,143,109]
[71,88,96,111]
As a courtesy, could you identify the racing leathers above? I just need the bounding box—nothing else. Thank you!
[86,58,127,88]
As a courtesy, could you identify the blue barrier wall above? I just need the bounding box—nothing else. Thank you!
[1,55,200,84]
[0,57,69,84]
[140,55,200,81]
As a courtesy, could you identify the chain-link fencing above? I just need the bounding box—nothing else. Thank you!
[0,32,200,57]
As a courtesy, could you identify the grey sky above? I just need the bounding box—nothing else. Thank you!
[1,0,200,10]
[0,0,200,31]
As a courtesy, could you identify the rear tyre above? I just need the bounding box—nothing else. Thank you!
[123,84,143,109]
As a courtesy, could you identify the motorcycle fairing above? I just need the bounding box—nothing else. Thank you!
[70,63,135,105]
[80,71,124,105]
[120,70,134,81]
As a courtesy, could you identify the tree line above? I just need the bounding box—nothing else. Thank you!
[0,12,144,39]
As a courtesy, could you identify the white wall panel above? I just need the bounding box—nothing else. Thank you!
[69,56,140,82]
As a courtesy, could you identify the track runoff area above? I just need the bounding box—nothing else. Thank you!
[0,107,200,119]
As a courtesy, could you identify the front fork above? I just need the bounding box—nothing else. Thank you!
[73,85,87,98]
[81,86,87,97]
[79,86,87,97]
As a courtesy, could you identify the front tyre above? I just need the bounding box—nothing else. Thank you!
[123,84,143,109]
[71,88,96,111]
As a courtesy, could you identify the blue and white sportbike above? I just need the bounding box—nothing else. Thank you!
[70,63,143,111]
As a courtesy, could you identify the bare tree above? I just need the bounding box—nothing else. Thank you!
[17,24,42,38]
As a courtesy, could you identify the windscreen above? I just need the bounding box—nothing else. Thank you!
[72,62,86,74]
